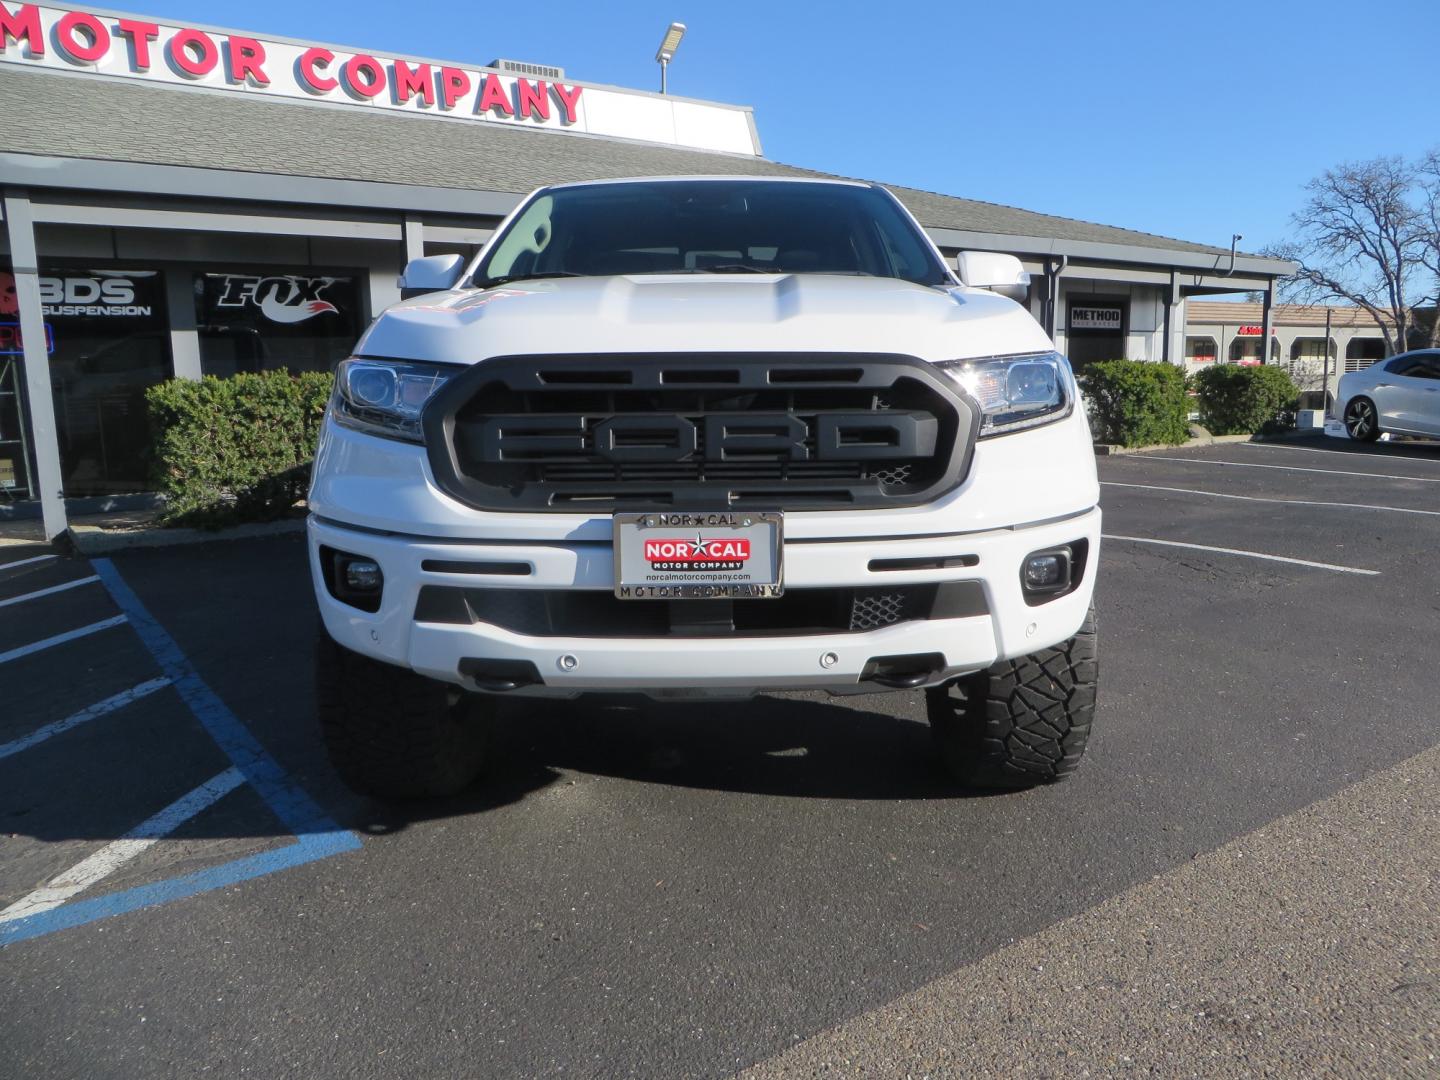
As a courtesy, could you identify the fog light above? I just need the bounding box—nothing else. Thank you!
[320,546,384,613]
[1024,554,1063,589]
[1021,547,1071,596]
[343,558,383,592]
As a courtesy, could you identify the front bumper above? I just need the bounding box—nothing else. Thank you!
[309,507,1101,698]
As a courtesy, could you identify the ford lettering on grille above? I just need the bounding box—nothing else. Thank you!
[422,354,979,512]
[476,412,937,464]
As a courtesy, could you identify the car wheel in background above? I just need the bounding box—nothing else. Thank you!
[1343,396,1381,442]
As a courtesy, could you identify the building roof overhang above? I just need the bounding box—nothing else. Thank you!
[0,63,1299,282]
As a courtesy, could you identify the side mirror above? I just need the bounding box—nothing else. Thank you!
[398,253,466,299]
[955,251,1030,301]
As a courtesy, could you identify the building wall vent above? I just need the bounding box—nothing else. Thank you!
[488,59,566,81]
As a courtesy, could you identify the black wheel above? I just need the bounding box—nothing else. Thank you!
[1344,396,1381,442]
[316,629,489,800]
[927,606,1097,788]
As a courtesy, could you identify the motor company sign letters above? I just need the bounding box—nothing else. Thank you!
[0,3,760,154]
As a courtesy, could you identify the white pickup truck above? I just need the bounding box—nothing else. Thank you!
[308,177,1100,799]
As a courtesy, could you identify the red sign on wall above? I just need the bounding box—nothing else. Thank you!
[0,4,585,124]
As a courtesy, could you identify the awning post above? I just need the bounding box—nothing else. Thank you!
[1260,283,1274,365]
[1163,270,1182,365]
[2,190,67,541]
[402,215,425,265]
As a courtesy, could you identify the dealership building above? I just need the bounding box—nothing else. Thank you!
[1183,300,1395,410]
[0,2,1297,538]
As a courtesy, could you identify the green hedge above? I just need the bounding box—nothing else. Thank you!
[146,371,333,527]
[1191,364,1298,435]
[1079,359,1190,447]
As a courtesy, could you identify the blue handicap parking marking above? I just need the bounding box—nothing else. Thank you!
[0,828,358,946]
[0,557,360,947]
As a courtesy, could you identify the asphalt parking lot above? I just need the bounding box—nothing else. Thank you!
[2,433,1437,1078]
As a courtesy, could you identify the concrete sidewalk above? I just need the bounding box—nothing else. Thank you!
[744,746,1440,1078]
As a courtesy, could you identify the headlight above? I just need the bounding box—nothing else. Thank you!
[332,358,460,442]
[935,351,1073,437]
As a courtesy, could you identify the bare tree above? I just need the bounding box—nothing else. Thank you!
[1417,149,1440,346]
[1266,152,1439,355]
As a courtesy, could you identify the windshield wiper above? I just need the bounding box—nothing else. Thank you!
[477,271,586,287]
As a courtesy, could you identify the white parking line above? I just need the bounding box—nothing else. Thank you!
[0,678,173,761]
[0,767,245,924]
[1101,481,1440,517]
[0,575,101,609]
[1134,456,1440,484]
[0,614,128,666]
[0,553,58,571]
[1102,534,1380,576]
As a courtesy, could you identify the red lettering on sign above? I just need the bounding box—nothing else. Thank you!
[55,10,109,63]
[225,36,269,85]
[477,73,513,115]
[393,59,434,105]
[516,79,549,120]
[643,539,751,562]
[298,47,337,92]
[343,54,385,98]
[0,2,44,56]
[552,83,582,124]
[169,28,218,77]
[115,19,158,70]
[439,66,469,109]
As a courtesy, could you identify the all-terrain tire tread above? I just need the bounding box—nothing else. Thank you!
[927,606,1097,788]
[316,630,487,800]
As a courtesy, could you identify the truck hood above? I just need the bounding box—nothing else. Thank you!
[356,274,1054,364]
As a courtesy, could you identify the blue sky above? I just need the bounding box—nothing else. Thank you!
[116,0,1437,253]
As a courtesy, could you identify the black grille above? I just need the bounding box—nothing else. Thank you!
[421,354,977,512]
[849,590,910,631]
[414,582,988,639]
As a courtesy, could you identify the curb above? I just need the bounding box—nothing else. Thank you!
[68,517,306,555]
[1094,430,1324,456]
[1094,433,1254,456]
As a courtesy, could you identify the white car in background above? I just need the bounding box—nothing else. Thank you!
[1336,349,1440,441]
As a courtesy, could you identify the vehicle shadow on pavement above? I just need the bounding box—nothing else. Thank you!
[354,691,995,835]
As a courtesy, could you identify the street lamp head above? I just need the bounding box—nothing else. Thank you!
[655,22,686,63]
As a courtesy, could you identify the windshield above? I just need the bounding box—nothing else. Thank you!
[474,179,950,288]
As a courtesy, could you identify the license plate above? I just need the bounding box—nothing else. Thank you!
[613,512,783,599]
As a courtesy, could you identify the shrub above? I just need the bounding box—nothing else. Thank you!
[146,370,334,527]
[1079,359,1190,447]
[1191,364,1299,436]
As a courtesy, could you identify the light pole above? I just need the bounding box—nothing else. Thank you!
[1321,305,1333,417]
[655,22,686,94]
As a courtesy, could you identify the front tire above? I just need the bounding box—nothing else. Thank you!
[316,630,490,800]
[1344,396,1381,442]
[927,606,1097,788]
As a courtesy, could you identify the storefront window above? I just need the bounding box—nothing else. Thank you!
[1289,337,1336,363]
[1288,337,1335,383]
[1064,300,1128,371]
[1185,336,1218,365]
[194,271,364,377]
[1228,335,1279,364]
[38,266,171,496]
